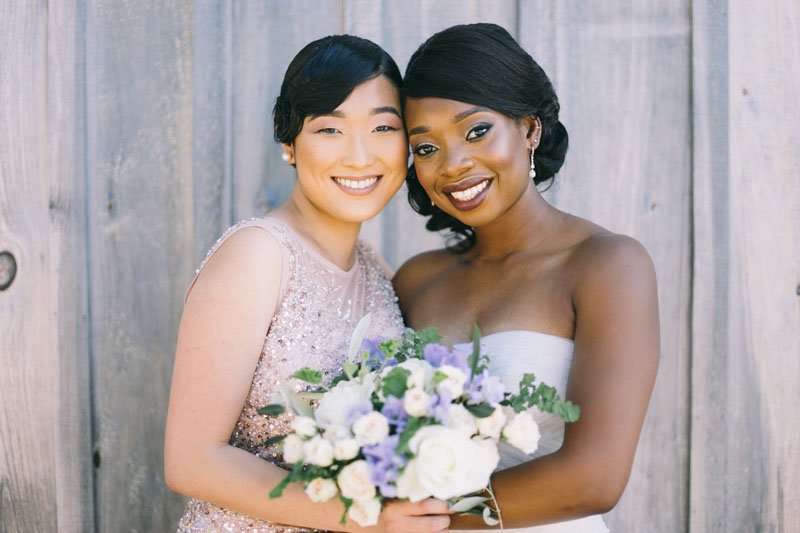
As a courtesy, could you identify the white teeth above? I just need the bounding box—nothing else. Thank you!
[334,176,379,190]
[450,180,488,201]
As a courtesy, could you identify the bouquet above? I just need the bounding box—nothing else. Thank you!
[259,314,580,528]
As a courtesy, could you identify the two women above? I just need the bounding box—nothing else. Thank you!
[165,24,658,533]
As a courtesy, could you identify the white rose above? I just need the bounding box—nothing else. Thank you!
[303,435,334,467]
[292,416,318,438]
[347,497,382,527]
[333,438,361,461]
[352,411,390,446]
[304,477,338,503]
[337,460,377,501]
[475,403,507,440]
[324,424,352,442]
[502,411,541,454]
[435,365,468,398]
[403,388,432,417]
[395,459,431,502]
[446,403,478,436]
[397,358,434,390]
[283,433,306,463]
[315,380,375,430]
[403,425,499,500]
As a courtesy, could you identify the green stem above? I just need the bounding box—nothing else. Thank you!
[486,482,504,531]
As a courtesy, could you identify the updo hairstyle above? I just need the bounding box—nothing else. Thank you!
[403,23,569,250]
[273,35,402,148]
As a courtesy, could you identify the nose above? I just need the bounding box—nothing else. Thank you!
[440,146,474,177]
[341,132,376,169]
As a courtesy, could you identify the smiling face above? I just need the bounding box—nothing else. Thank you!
[405,97,540,228]
[286,75,408,224]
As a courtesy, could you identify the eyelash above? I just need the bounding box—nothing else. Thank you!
[315,125,398,135]
[412,123,493,157]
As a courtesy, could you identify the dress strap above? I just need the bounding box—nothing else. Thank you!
[184,217,293,306]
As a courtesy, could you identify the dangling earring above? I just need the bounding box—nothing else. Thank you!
[430,199,435,209]
[281,152,291,163]
[528,146,536,179]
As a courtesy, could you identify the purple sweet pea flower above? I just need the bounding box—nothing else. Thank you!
[381,396,409,431]
[432,387,452,423]
[363,435,404,498]
[362,337,393,369]
[423,343,449,367]
[345,401,374,426]
[467,369,506,405]
[443,348,471,376]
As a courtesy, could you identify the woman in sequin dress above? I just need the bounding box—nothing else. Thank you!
[165,35,450,533]
[393,24,660,531]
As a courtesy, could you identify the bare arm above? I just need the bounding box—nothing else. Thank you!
[450,236,660,528]
[164,227,448,533]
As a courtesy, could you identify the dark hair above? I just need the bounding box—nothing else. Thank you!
[273,35,402,145]
[403,23,568,251]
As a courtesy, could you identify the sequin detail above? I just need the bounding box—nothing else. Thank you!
[177,218,403,532]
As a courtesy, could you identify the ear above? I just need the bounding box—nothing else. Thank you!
[522,116,543,150]
[281,143,296,165]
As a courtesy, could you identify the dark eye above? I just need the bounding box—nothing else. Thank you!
[316,127,340,135]
[374,125,398,133]
[466,123,492,140]
[413,143,438,157]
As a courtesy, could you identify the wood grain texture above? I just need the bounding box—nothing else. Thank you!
[692,0,800,530]
[84,1,194,531]
[229,0,343,227]
[519,3,692,531]
[0,3,58,531]
[47,1,95,531]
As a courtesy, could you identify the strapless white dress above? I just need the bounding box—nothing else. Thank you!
[453,330,609,532]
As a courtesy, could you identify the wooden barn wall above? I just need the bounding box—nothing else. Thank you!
[0,1,797,531]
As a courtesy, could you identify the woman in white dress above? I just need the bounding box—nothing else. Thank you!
[394,24,660,531]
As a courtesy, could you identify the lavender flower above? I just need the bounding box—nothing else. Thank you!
[381,396,409,431]
[363,435,404,498]
[362,337,398,369]
[346,401,374,426]
[467,369,506,405]
[432,387,452,423]
[443,348,470,376]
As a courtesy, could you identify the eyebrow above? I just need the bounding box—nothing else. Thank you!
[408,106,492,137]
[309,106,401,122]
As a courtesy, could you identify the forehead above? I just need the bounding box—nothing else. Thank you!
[336,75,401,111]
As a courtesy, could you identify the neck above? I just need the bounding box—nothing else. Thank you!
[273,187,362,270]
[471,182,563,259]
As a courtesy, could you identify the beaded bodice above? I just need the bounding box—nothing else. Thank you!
[178,217,403,532]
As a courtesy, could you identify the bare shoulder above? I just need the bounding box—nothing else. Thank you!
[187,226,284,307]
[570,232,656,290]
[393,248,455,307]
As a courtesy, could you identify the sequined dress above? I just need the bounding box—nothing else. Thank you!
[177,217,404,532]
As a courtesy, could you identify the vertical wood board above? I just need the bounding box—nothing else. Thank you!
[47,0,95,531]
[0,3,58,531]
[85,1,194,530]
[519,3,692,531]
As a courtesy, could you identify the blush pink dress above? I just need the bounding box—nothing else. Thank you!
[176,217,403,532]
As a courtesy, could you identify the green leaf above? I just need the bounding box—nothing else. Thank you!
[330,373,350,388]
[465,402,496,418]
[416,327,443,346]
[280,382,314,418]
[348,313,372,363]
[257,404,286,416]
[269,475,292,499]
[378,339,403,360]
[343,362,359,379]
[381,367,411,398]
[292,368,322,384]
[396,417,437,455]
[339,495,354,524]
[431,370,448,386]
[469,325,482,377]
[263,434,287,446]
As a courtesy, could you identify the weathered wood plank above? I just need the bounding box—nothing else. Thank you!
[0,3,58,531]
[519,3,692,531]
[85,1,194,531]
[356,0,519,268]
[691,0,800,530]
[229,0,343,226]
[47,1,95,531]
